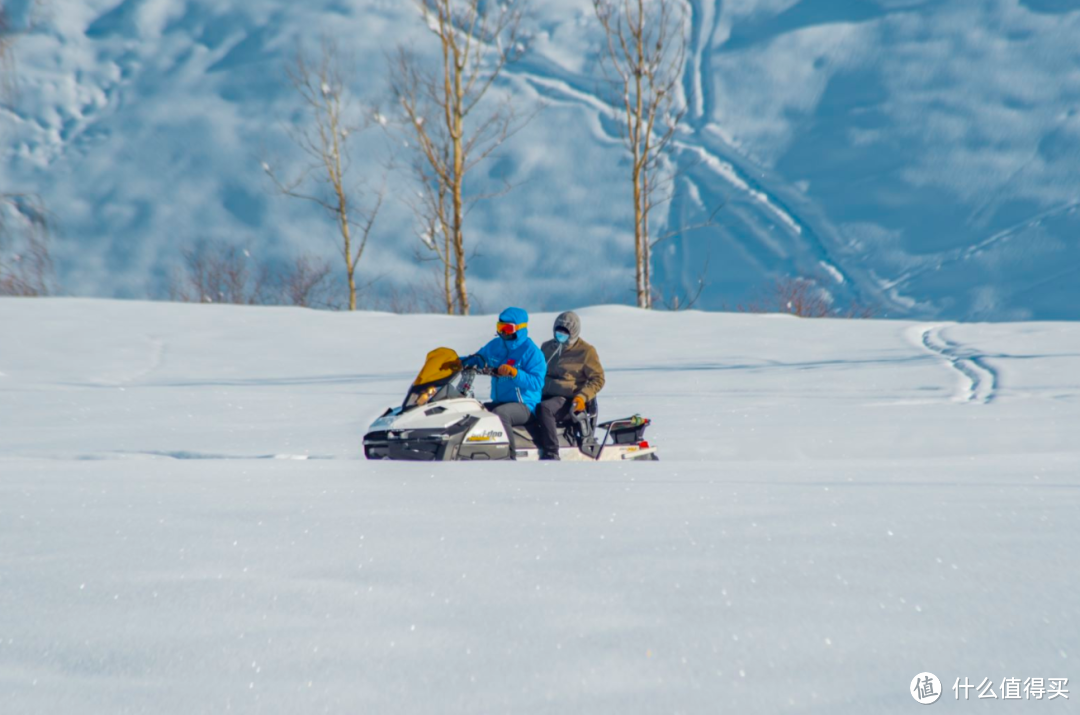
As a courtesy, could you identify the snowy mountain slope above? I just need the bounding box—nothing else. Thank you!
[2,298,1079,713]
[3,1,1080,319]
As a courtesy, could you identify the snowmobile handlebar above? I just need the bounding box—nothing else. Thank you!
[455,364,495,398]
[461,364,498,377]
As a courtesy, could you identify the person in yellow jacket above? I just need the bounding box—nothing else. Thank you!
[536,311,605,460]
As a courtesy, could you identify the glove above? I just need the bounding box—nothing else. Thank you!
[496,364,518,378]
[572,395,587,413]
[460,354,484,369]
[440,359,463,372]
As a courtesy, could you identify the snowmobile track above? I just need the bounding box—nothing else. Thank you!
[917,325,998,404]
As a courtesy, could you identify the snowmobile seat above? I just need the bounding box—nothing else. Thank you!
[518,398,599,450]
[523,397,597,427]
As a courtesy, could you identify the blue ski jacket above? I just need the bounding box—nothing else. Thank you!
[466,307,546,412]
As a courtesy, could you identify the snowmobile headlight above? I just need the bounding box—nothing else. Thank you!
[416,385,438,406]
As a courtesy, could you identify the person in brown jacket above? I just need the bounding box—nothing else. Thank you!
[536,311,605,460]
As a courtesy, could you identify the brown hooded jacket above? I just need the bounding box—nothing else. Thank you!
[539,311,605,401]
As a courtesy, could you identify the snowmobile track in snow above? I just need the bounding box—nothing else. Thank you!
[917,325,998,404]
[64,451,337,461]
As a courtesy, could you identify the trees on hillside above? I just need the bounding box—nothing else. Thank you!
[737,277,877,319]
[264,2,699,314]
[1,3,720,312]
[388,0,531,316]
[167,240,334,308]
[263,2,705,314]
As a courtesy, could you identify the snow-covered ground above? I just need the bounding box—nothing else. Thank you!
[1,298,1078,713]
[5,1,1080,319]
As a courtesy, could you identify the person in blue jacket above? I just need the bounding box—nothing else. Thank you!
[460,307,546,460]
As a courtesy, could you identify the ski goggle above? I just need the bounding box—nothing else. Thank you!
[555,328,570,343]
[496,321,527,336]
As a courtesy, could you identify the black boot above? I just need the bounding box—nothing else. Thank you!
[539,449,561,461]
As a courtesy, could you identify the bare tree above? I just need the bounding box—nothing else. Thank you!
[388,0,531,316]
[659,254,709,311]
[168,240,336,308]
[278,254,335,308]
[1,9,56,297]
[737,277,877,319]
[0,195,55,296]
[168,241,271,305]
[265,38,383,311]
[593,0,690,309]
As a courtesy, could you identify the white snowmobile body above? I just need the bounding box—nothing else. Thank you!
[363,349,658,462]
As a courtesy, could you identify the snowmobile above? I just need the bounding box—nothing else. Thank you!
[363,347,658,462]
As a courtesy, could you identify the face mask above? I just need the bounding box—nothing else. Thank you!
[499,332,518,341]
[555,330,570,344]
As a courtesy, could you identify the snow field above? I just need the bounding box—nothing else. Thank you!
[1,298,1078,712]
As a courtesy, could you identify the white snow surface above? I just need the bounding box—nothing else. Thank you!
[4,1,1080,319]
[2,297,1079,713]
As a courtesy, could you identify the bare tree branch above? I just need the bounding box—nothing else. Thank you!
[658,253,709,311]
[265,38,383,311]
[650,203,724,248]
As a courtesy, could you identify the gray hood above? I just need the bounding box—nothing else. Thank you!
[553,311,581,344]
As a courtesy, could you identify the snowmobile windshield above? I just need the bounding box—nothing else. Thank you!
[413,347,461,386]
[403,347,464,410]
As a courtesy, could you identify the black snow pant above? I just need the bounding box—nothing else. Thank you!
[535,395,571,455]
[485,402,532,459]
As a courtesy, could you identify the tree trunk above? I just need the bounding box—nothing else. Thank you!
[632,167,646,308]
[339,197,356,311]
[452,197,468,315]
[632,8,648,310]
[641,169,652,309]
[451,49,470,316]
[444,221,454,315]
